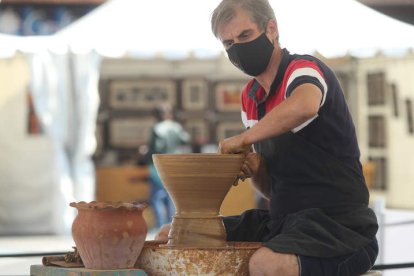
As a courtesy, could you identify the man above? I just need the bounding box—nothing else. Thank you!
[155,0,378,275]
[211,0,378,275]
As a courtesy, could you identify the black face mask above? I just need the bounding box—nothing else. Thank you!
[226,32,274,76]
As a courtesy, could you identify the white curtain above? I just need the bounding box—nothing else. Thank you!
[25,50,101,234]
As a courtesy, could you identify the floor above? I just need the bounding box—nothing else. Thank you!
[375,208,414,276]
[0,235,74,276]
[1,209,414,276]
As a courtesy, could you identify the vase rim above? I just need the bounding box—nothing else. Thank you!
[70,201,147,211]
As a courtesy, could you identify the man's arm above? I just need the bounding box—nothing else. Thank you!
[244,83,322,145]
[219,83,322,154]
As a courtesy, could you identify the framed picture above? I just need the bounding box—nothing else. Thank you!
[216,121,245,142]
[185,119,209,141]
[182,79,208,110]
[109,80,176,110]
[215,81,245,111]
[109,117,155,147]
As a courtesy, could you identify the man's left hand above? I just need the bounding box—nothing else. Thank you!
[239,152,263,180]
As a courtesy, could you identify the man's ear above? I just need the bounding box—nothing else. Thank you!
[266,19,279,41]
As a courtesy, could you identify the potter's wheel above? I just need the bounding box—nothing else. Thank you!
[136,240,261,276]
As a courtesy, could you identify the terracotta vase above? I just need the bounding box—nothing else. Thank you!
[152,153,244,247]
[70,201,147,270]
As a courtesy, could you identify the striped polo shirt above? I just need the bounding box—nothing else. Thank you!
[240,48,361,169]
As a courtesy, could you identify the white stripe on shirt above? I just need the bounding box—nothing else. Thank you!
[241,110,258,128]
[286,67,328,107]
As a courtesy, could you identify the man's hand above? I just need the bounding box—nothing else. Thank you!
[218,133,251,155]
[239,152,262,181]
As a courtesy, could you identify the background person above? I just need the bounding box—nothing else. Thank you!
[145,102,190,229]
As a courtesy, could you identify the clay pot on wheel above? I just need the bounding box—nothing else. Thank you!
[153,153,244,247]
[70,201,147,270]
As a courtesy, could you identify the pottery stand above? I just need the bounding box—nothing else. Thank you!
[136,241,260,276]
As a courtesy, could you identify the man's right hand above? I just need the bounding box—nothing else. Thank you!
[218,133,251,155]
[154,223,171,241]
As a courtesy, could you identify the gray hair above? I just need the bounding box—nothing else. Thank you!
[211,0,276,38]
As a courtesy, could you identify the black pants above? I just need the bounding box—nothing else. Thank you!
[298,239,378,276]
[224,209,378,276]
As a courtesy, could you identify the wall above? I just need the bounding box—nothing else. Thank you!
[97,54,249,164]
[356,52,414,208]
[384,53,414,208]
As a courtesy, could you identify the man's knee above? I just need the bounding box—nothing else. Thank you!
[249,247,299,276]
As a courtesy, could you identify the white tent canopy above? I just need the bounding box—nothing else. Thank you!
[1,0,414,58]
[52,0,414,58]
[274,0,414,57]
[54,0,223,58]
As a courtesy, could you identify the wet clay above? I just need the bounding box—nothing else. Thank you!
[152,153,244,247]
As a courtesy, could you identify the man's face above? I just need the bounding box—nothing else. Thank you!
[218,8,262,50]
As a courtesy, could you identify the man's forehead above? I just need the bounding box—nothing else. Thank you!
[217,9,257,40]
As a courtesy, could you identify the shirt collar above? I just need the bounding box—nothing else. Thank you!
[248,48,291,104]
[268,48,291,97]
